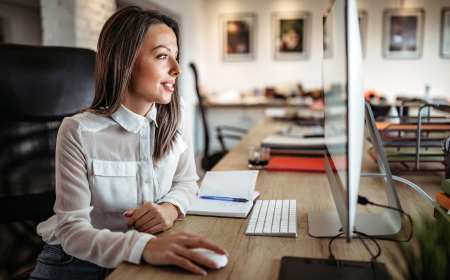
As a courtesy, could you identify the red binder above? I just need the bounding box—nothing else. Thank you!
[266,156,326,173]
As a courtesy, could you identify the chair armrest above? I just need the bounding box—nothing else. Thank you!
[216,125,247,134]
[215,126,248,154]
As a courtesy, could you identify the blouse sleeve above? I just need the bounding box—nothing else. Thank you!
[157,97,200,217]
[53,118,154,268]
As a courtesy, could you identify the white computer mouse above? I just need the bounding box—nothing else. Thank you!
[190,248,228,269]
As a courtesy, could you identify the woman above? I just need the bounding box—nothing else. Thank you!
[29,6,226,279]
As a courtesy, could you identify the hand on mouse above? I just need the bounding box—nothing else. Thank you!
[124,202,180,234]
[141,231,228,275]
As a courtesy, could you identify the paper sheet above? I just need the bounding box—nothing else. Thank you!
[188,199,251,214]
[199,170,258,200]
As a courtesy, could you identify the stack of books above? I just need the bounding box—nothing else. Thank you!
[434,179,450,221]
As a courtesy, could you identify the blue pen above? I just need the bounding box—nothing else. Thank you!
[200,196,248,203]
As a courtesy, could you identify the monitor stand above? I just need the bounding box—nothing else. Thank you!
[308,102,404,238]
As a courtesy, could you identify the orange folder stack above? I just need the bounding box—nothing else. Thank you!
[266,156,326,173]
[436,192,450,211]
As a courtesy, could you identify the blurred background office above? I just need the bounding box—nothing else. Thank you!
[1,0,449,166]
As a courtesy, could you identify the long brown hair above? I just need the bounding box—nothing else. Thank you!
[81,6,181,162]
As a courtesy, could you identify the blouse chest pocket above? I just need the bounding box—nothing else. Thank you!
[90,159,138,213]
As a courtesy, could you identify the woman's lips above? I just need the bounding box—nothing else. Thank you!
[161,83,174,92]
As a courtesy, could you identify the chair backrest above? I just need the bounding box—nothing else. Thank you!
[0,43,95,280]
[189,63,210,160]
[0,44,95,119]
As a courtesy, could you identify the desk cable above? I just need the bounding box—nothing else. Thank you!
[360,173,450,224]
[328,231,381,261]
[329,173,449,262]
[327,196,412,262]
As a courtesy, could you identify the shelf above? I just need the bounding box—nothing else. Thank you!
[379,137,445,148]
[369,149,444,163]
[376,122,450,132]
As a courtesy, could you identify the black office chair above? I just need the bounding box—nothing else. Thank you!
[0,43,95,280]
[189,63,247,171]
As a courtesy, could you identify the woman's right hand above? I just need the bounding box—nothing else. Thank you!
[141,231,228,275]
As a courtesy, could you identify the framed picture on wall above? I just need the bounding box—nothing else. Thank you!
[358,10,367,58]
[382,8,424,59]
[441,7,450,58]
[323,14,332,59]
[219,13,256,61]
[272,11,310,60]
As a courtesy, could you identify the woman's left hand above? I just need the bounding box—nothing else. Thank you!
[125,202,180,234]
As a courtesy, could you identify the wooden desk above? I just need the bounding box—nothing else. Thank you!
[108,117,444,280]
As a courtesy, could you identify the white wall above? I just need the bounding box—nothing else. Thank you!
[40,0,76,46]
[358,0,450,101]
[201,0,329,94]
[40,0,116,50]
[0,2,41,45]
[75,0,117,50]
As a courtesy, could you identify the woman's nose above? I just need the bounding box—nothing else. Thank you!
[170,58,182,76]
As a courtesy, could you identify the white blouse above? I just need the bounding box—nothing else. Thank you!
[36,97,199,268]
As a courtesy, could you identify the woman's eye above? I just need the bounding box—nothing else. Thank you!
[157,54,168,59]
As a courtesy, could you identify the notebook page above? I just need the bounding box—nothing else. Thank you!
[188,199,251,214]
[199,170,259,200]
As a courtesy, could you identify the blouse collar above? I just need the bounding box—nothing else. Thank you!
[145,104,158,128]
[111,104,158,133]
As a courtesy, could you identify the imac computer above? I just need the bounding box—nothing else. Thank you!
[278,0,403,278]
[307,0,404,241]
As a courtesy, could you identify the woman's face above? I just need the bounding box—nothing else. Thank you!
[124,23,181,116]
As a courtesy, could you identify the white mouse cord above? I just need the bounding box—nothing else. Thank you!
[360,173,450,223]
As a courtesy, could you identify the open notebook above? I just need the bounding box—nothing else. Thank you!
[187,170,259,218]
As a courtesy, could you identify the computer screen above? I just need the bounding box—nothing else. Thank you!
[308,0,404,242]
[308,0,365,242]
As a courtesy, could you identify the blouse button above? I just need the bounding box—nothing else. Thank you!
[141,135,147,139]
[145,179,150,184]
[142,156,148,161]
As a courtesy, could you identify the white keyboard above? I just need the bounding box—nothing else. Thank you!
[245,200,297,237]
